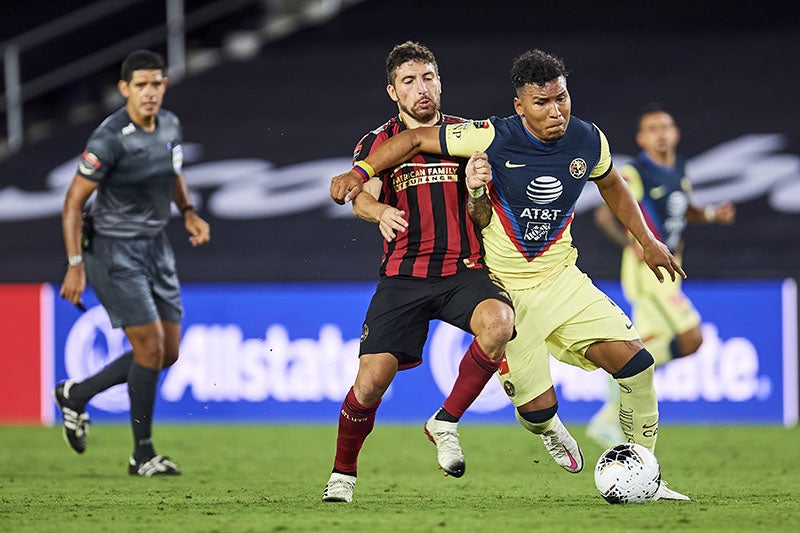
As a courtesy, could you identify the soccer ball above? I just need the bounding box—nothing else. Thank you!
[594,443,661,504]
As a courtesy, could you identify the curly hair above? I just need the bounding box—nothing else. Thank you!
[120,50,165,81]
[386,41,439,85]
[510,49,567,90]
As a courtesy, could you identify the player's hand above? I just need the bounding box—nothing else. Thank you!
[184,211,211,246]
[709,202,736,224]
[60,265,86,307]
[627,241,645,262]
[641,239,687,283]
[330,171,364,205]
[378,206,408,242]
[466,151,492,190]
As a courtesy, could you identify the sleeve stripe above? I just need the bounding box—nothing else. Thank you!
[439,126,451,157]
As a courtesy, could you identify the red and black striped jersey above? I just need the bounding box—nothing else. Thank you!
[353,114,484,279]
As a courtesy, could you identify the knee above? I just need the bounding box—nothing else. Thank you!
[134,337,166,368]
[473,301,515,353]
[352,381,387,406]
[677,329,703,358]
[162,350,179,368]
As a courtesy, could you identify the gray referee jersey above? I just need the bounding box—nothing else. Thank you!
[78,107,183,238]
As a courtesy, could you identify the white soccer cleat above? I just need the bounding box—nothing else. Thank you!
[423,414,466,478]
[322,473,356,503]
[653,480,691,501]
[540,415,584,473]
[586,412,625,450]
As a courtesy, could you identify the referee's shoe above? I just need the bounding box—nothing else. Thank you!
[53,380,90,454]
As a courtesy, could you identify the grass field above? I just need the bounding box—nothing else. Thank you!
[1,423,798,532]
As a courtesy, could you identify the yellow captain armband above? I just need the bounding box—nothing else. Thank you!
[352,161,375,180]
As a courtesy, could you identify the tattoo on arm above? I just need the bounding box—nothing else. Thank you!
[468,194,492,230]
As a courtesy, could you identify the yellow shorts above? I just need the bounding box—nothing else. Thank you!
[621,249,701,342]
[497,264,640,407]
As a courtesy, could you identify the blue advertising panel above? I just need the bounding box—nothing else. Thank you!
[52,279,797,426]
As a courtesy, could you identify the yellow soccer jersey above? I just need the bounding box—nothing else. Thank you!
[440,115,612,289]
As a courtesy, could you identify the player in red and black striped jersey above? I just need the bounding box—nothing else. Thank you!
[353,113,483,278]
[322,42,515,503]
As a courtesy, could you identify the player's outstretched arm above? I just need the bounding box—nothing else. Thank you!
[595,167,686,283]
[686,201,736,225]
[330,127,443,205]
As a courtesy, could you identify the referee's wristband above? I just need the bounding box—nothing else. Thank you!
[468,186,486,199]
[352,161,375,180]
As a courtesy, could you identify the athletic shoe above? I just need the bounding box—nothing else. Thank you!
[53,380,89,454]
[128,455,182,477]
[653,480,691,501]
[423,414,466,478]
[321,472,356,503]
[540,415,584,473]
[586,412,625,450]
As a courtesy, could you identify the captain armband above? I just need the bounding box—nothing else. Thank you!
[352,161,375,180]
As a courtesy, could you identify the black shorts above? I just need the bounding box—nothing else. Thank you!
[84,232,183,328]
[359,268,513,370]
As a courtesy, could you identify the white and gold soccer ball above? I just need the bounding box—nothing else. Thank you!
[594,443,661,504]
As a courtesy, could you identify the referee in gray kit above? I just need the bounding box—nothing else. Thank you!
[56,50,210,476]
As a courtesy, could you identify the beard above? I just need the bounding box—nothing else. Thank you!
[400,99,440,124]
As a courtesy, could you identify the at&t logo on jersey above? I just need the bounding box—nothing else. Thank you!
[526,176,563,204]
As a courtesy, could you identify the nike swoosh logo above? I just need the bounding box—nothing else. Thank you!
[564,446,578,471]
[505,160,526,168]
[642,421,658,429]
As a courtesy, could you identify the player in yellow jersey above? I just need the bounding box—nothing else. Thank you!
[332,50,691,501]
[587,104,735,448]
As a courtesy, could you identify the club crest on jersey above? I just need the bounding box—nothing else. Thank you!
[502,380,516,397]
[524,222,550,241]
[78,152,101,175]
[360,323,369,344]
[569,158,587,179]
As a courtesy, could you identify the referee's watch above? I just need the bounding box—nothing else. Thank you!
[67,254,83,266]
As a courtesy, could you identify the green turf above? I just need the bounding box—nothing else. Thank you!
[1,423,798,532]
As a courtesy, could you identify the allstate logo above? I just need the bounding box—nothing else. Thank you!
[526,176,563,204]
[64,305,130,412]
[428,322,509,413]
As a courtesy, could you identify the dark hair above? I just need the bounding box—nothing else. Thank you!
[510,49,567,90]
[386,41,438,85]
[120,50,166,81]
[636,102,672,129]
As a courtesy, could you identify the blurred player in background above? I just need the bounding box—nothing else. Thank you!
[332,49,691,501]
[587,104,735,447]
[323,41,515,503]
[56,49,210,476]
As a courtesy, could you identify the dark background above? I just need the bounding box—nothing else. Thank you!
[1,0,797,282]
